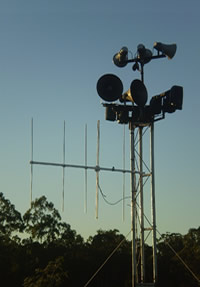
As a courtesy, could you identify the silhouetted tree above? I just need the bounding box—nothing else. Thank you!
[23,196,62,243]
[157,230,200,287]
[23,256,69,287]
[0,192,24,239]
[85,229,131,287]
[1,193,200,287]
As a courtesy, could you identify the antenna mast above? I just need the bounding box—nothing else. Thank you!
[97,41,183,287]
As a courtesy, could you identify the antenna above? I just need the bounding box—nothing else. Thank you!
[84,124,88,213]
[96,120,100,219]
[30,118,33,206]
[62,121,66,212]
[122,124,126,221]
[97,41,183,287]
[30,119,131,216]
[29,118,163,286]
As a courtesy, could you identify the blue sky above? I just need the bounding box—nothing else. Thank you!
[0,0,200,240]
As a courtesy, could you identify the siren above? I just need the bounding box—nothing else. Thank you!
[120,79,148,107]
[113,47,128,67]
[96,74,123,102]
[154,42,177,59]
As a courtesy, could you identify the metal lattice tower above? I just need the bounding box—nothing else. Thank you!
[30,41,183,287]
[129,122,157,286]
[30,119,158,287]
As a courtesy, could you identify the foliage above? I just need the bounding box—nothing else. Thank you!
[157,231,200,287]
[0,192,23,238]
[85,229,132,286]
[23,256,68,287]
[23,196,62,243]
[0,193,200,287]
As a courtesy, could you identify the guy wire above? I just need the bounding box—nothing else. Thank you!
[83,230,131,287]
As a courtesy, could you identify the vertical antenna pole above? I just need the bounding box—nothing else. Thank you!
[130,123,136,287]
[139,126,145,282]
[150,122,157,283]
[85,124,88,213]
[62,121,66,212]
[30,118,33,206]
[122,124,126,221]
[96,120,100,219]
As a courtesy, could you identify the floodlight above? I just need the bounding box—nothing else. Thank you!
[150,95,162,115]
[163,85,183,113]
[117,110,129,124]
[137,44,153,64]
[113,47,128,67]
[105,105,116,121]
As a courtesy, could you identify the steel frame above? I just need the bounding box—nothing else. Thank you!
[30,119,157,287]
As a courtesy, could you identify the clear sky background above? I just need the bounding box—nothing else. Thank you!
[0,0,199,241]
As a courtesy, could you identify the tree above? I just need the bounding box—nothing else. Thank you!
[85,229,131,287]
[157,230,200,287]
[56,222,84,247]
[157,232,185,287]
[23,256,68,287]
[23,196,62,243]
[0,192,23,239]
[182,228,200,285]
[87,229,129,253]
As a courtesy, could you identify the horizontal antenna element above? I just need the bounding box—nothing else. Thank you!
[29,119,133,219]
[30,160,134,174]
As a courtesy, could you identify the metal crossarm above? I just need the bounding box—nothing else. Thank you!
[30,160,134,174]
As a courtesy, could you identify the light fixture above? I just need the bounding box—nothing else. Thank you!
[137,44,153,64]
[113,47,128,67]
[97,41,183,124]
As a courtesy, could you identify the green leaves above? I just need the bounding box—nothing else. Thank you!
[157,230,200,286]
[23,257,68,287]
[0,192,24,238]
[23,196,62,243]
[1,192,200,287]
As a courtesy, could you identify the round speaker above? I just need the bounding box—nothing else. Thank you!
[96,74,123,102]
[130,79,148,107]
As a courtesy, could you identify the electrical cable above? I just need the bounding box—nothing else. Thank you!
[135,201,200,285]
[83,230,131,287]
[88,183,200,286]
[98,179,200,285]
[132,125,199,285]
[98,182,131,206]
[156,229,200,285]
